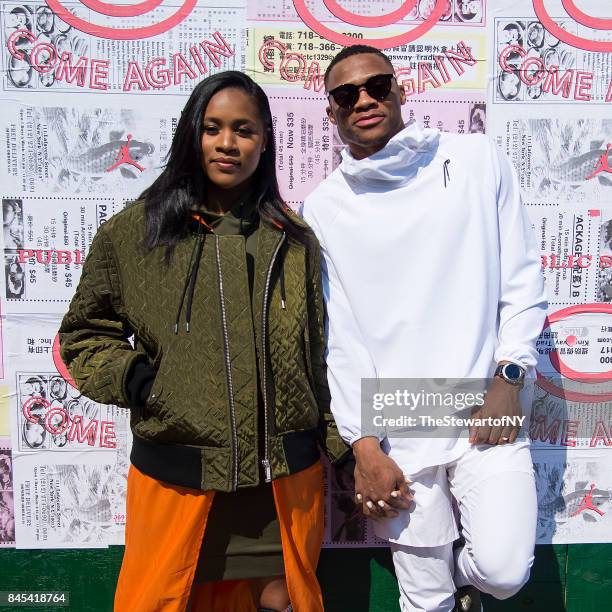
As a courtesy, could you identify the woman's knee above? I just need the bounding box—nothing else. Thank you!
[251,575,290,610]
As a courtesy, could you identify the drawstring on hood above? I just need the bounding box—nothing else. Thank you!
[175,218,209,334]
[443,159,451,188]
[339,120,440,187]
[184,229,205,333]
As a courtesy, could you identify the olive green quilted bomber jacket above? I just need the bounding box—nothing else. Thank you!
[59,202,348,492]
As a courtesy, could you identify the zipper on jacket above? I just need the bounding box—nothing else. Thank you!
[215,235,239,491]
[261,232,286,483]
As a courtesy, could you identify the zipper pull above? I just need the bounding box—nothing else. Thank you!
[262,459,272,483]
[279,252,286,310]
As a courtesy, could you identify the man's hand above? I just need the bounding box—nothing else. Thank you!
[352,437,413,521]
[469,375,522,445]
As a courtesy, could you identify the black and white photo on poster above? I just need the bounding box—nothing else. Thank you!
[0,438,15,547]
[534,451,612,544]
[12,452,129,548]
[247,0,485,25]
[1,105,182,194]
[0,0,246,93]
[5,253,25,300]
[15,372,129,453]
[491,4,612,104]
[2,198,24,249]
[2,2,87,90]
[495,118,611,206]
[0,195,120,311]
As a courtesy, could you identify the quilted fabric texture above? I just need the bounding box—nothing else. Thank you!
[59,202,347,491]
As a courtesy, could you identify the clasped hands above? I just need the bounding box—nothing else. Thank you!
[352,437,413,521]
[353,379,523,519]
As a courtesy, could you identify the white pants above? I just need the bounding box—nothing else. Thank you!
[389,443,537,612]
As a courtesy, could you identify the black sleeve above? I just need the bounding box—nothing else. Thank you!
[125,359,157,407]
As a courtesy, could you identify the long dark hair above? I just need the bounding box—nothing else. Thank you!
[141,71,305,250]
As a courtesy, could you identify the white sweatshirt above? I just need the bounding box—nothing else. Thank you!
[302,122,547,474]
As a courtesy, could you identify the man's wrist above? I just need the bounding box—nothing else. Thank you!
[491,374,521,394]
[352,436,383,458]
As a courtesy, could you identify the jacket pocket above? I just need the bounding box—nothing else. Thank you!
[145,380,161,415]
[145,351,169,416]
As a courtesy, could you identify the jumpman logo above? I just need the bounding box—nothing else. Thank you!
[106,134,145,173]
[585,143,612,180]
[570,483,605,517]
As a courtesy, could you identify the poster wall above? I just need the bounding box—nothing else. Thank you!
[0,0,610,549]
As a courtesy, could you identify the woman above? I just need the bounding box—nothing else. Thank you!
[59,71,344,612]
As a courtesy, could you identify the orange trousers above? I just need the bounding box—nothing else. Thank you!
[114,461,325,612]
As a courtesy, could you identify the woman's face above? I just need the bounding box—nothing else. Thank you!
[200,87,267,192]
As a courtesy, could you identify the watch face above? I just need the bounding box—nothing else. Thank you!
[504,363,523,381]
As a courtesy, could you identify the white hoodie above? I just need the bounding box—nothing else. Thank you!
[302,122,547,473]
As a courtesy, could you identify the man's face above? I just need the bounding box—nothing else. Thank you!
[461,1,480,15]
[326,53,406,160]
[499,71,520,99]
[504,25,520,45]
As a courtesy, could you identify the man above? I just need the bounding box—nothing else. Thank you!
[302,45,547,612]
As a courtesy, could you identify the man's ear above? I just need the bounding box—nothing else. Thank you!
[326,104,337,126]
[399,82,406,105]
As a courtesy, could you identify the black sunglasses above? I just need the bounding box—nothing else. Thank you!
[327,73,396,109]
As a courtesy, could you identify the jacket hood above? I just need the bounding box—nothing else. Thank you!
[339,120,440,187]
[190,195,259,236]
